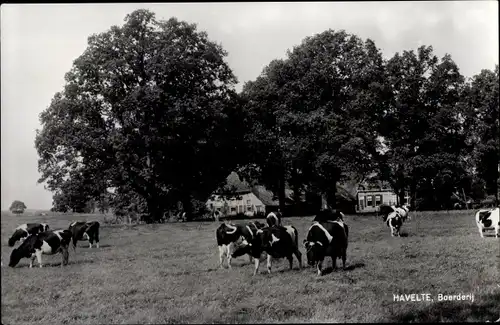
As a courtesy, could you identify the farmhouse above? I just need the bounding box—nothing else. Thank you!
[206,172,294,216]
[356,189,410,213]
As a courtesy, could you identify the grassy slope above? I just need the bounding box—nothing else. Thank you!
[1,210,499,324]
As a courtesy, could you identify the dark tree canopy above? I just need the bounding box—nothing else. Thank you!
[35,9,245,219]
[9,200,27,214]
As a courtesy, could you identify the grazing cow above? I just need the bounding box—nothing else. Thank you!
[9,230,72,268]
[313,209,345,222]
[216,221,265,268]
[266,211,282,227]
[383,211,404,237]
[8,223,50,247]
[475,207,500,238]
[68,221,100,250]
[303,220,349,276]
[380,204,410,222]
[232,225,302,276]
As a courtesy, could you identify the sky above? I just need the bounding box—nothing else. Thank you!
[1,2,498,211]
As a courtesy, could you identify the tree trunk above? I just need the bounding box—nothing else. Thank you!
[410,179,417,211]
[326,182,337,210]
[277,172,287,217]
[181,193,193,221]
[398,190,405,207]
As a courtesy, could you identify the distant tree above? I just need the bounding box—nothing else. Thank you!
[35,9,245,222]
[9,200,27,214]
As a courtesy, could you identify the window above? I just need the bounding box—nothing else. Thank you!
[403,197,409,205]
[256,205,263,212]
[247,206,253,211]
[359,199,364,210]
[367,196,373,207]
[375,195,382,206]
[230,207,236,213]
[246,199,251,205]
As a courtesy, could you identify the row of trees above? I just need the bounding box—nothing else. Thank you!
[35,9,499,219]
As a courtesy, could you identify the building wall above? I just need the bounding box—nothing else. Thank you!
[206,193,266,216]
[356,190,410,213]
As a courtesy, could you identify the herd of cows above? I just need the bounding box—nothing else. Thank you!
[1,205,499,276]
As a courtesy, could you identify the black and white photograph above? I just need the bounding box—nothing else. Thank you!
[1,2,499,323]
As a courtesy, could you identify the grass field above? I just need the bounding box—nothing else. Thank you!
[1,210,499,324]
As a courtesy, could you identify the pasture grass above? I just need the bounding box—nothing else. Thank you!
[1,210,499,323]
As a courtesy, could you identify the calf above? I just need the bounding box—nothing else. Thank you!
[68,221,100,250]
[216,221,265,268]
[9,230,72,268]
[380,204,410,222]
[232,225,302,276]
[266,211,282,227]
[303,220,349,276]
[313,209,345,222]
[475,207,499,238]
[8,223,50,247]
[383,211,404,237]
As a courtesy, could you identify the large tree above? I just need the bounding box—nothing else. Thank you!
[35,9,245,221]
[9,200,27,214]
[242,30,388,209]
[380,46,470,210]
[462,65,499,202]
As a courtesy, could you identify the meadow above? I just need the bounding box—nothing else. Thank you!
[1,210,499,324]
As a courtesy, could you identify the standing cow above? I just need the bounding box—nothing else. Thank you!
[313,209,345,222]
[379,204,410,222]
[8,223,50,247]
[232,225,302,276]
[475,207,499,238]
[68,221,100,250]
[383,211,404,237]
[9,229,72,268]
[303,220,349,276]
[216,221,265,268]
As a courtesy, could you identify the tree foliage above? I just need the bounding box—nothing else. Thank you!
[35,9,245,220]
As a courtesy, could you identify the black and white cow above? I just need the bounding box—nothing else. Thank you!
[313,209,345,223]
[303,220,349,276]
[475,207,499,238]
[216,221,266,268]
[266,211,282,227]
[8,230,72,268]
[8,223,50,247]
[383,211,404,237]
[68,221,100,250]
[380,204,410,222]
[232,225,302,276]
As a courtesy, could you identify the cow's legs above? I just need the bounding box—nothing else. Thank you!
[266,254,272,274]
[227,242,233,268]
[294,249,302,269]
[342,250,347,269]
[253,257,260,276]
[30,255,36,268]
[287,255,293,270]
[331,255,337,270]
[248,254,254,264]
[35,250,43,268]
[495,226,499,238]
[478,225,484,238]
[218,245,226,269]
[61,246,69,267]
[317,260,323,276]
[95,231,100,248]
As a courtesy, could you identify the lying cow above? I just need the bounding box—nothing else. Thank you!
[9,229,72,268]
[313,209,345,222]
[232,225,302,276]
[68,221,100,250]
[475,207,499,238]
[8,223,50,247]
[303,220,349,276]
[216,221,266,268]
[383,211,404,237]
[266,211,282,227]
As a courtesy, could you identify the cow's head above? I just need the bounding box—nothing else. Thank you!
[40,223,50,232]
[8,236,35,267]
[8,229,27,247]
[231,238,252,258]
[303,240,325,266]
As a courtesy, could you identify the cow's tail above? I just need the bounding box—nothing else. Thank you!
[290,225,298,248]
